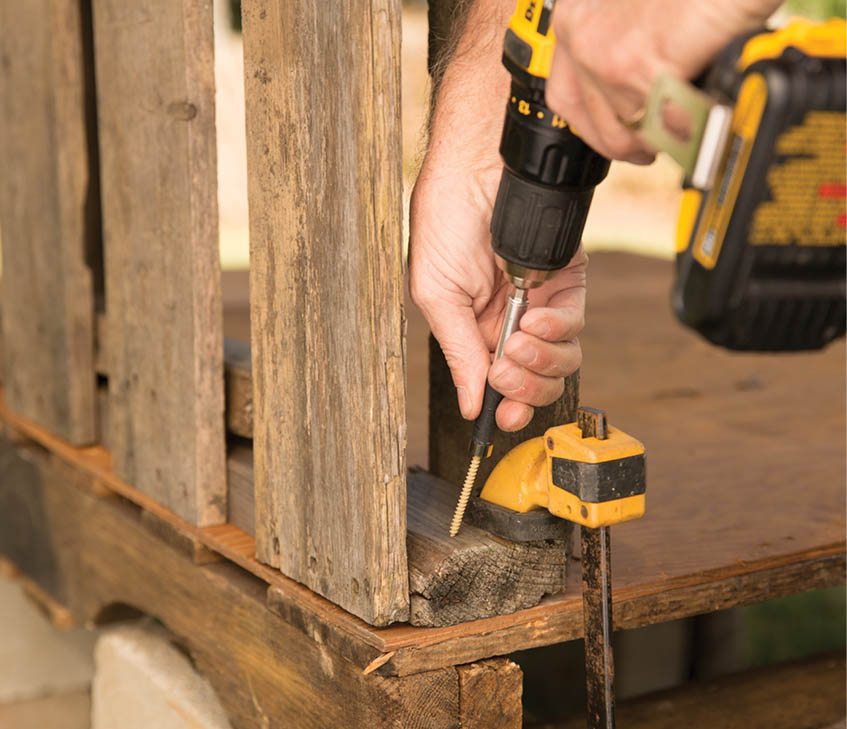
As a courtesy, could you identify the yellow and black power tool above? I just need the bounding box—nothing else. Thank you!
[640,18,847,351]
[445,6,846,729]
[451,0,611,538]
[452,12,847,534]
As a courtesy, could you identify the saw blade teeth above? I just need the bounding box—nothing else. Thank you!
[449,456,481,537]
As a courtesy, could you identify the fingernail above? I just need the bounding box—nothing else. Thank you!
[515,407,534,431]
[510,344,537,367]
[502,405,534,432]
[456,386,471,418]
[491,365,523,392]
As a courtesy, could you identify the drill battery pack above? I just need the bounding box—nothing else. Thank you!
[674,20,846,351]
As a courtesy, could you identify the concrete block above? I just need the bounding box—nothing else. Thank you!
[0,577,95,703]
[0,689,90,729]
[92,622,232,729]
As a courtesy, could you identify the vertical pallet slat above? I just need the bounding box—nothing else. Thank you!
[242,0,409,625]
[0,0,98,445]
[91,0,226,525]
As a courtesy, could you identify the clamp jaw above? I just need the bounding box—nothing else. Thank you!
[468,407,646,540]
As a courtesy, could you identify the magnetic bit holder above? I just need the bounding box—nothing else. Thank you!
[469,407,647,541]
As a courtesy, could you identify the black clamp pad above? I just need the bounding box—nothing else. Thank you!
[468,496,573,542]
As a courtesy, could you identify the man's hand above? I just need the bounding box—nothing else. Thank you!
[410,159,586,431]
[411,0,782,430]
[409,0,584,432]
[546,0,783,163]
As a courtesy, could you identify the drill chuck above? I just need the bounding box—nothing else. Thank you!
[491,82,609,284]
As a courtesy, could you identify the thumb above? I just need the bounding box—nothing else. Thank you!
[426,300,490,420]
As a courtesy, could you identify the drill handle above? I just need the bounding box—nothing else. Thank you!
[472,382,505,452]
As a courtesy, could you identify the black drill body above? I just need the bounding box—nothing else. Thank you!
[471,68,610,453]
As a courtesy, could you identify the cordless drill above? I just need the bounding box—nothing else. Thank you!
[450,0,609,536]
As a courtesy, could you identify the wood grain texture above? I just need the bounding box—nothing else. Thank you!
[0,433,525,729]
[91,0,225,525]
[458,658,523,729]
[223,338,252,438]
[226,442,254,534]
[225,450,568,626]
[104,318,569,624]
[0,296,845,675]
[242,0,408,625]
[0,435,459,729]
[407,469,567,626]
[2,251,844,676]
[538,653,846,729]
[0,0,98,445]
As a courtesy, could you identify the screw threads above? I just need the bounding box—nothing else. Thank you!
[450,456,481,537]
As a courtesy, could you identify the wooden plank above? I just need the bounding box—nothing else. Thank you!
[226,446,569,626]
[540,653,845,729]
[97,323,252,441]
[2,386,844,678]
[91,0,225,525]
[226,442,254,534]
[384,548,845,676]
[458,658,523,729]
[2,249,845,671]
[407,470,567,627]
[0,435,464,729]
[0,0,98,445]
[242,0,408,625]
[223,338,252,439]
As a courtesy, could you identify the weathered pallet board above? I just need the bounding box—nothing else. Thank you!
[408,471,567,627]
[0,432,522,729]
[0,0,99,445]
[227,455,570,627]
[94,321,569,627]
[3,386,843,679]
[2,251,843,678]
[91,0,226,525]
[242,0,409,625]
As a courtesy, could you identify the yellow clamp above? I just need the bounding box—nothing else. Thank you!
[479,414,646,528]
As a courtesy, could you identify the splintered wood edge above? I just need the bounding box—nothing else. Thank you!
[1,392,844,677]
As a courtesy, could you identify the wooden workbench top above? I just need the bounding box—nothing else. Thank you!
[371,251,845,673]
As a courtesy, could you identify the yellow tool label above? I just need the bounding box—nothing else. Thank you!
[693,74,768,269]
[749,111,847,247]
[508,0,557,78]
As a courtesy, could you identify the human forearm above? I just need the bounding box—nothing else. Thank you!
[426,0,513,176]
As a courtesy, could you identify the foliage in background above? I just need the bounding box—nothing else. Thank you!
[744,586,846,667]
[785,0,847,17]
[229,0,241,32]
